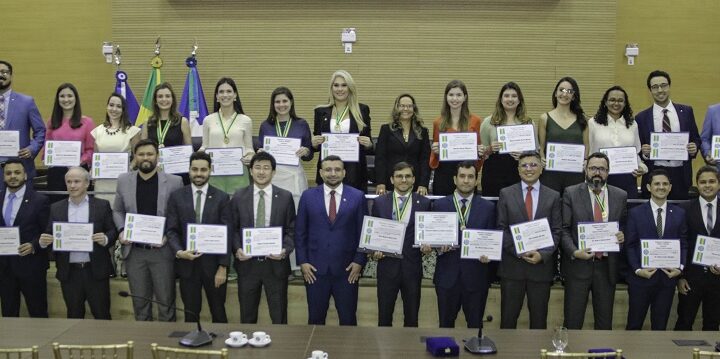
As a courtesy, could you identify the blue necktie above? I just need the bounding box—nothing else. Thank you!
[4,193,16,226]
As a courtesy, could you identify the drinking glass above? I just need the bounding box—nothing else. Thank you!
[552,326,568,353]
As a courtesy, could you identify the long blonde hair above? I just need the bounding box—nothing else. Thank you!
[319,70,366,131]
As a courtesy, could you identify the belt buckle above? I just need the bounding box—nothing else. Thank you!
[256,257,266,262]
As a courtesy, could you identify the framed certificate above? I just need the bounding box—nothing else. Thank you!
[358,216,406,258]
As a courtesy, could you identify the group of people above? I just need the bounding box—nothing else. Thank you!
[1,57,720,331]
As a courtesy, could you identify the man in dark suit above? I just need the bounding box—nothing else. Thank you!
[674,166,720,330]
[625,168,688,330]
[637,70,700,200]
[0,60,46,188]
[429,161,496,328]
[561,152,628,329]
[0,159,49,317]
[371,161,431,327]
[295,155,367,325]
[231,152,295,324]
[39,167,117,319]
[166,151,230,323]
[497,151,561,329]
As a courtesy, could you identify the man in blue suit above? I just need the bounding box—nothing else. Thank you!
[429,161,496,328]
[371,161,431,327]
[0,60,46,186]
[295,155,367,325]
[637,70,700,200]
[625,168,688,330]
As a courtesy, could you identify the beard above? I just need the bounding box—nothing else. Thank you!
[138,161,157,174]
[587,176,606,191]
[0,80,10,91]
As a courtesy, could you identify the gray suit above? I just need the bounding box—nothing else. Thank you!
[112,170,183,321]
[561,182,627,329]
[497,182,561,329]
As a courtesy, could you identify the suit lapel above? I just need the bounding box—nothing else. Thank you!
[514,184,529,221]
[88,197,96,224]
[579,183,596,221]
[269,185,282,226]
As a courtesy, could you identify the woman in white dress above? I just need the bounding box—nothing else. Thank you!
[91,93,141,202]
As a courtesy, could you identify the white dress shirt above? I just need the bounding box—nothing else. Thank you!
[191,183,209,221]
[253,184,273,227]
[700,196,718,232]
[652,101,682,167]
[324,183,343,217]
[521,180,540,219]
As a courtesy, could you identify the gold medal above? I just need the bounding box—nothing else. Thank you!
[334,125,342,132]
[461,225,466,231]
[223,137,229,144]
[158,144,164,149]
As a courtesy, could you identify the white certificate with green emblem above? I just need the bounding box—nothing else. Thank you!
[44,140,81,167]
[510,218,554,254]
[577,222,619,252]
[358,215,406,257]
[438,132,477,161]
[186,224,227,254]
[414,212,458,247]
[92,152,129,179]
[641,239,680,268]
[0,227,20,255]
[496,124,536,153]
[692,235,720,267]
[460,229,503,261]
[242,227,282,257]
[52,222,93,252]
[124,213,165,245]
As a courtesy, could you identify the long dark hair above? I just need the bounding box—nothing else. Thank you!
[213,77,245,114]
[50,83,82,130]
[390,93,425,139]
[267,87,299,124]
[440,80,471,132]
[594,85,634,128]
[490,82,531,126]
[148,82,181,127]
[103,92,132,132]
[551,76,587,130]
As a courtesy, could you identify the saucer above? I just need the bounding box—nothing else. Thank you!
[248,337,272,347]
[225,337,248,348]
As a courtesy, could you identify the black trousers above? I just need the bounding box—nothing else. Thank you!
[563,260,615,330]
[500,278,551,329]
[0,270,48,318]
[674,271,720,331]
[626,283,675,330]
[376,268,421,327]
[179,267,228,323]
[436,281,488,328]
[237,260,288,324]
[60,266,110,320]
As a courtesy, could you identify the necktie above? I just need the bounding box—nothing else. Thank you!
[460,198,467,217]
[329,190,337,223]
[525,186,533,220]
[707,203,714,234]
[393,196,406,220]
[256,190,266,227]
[662,109,671,133]
[194,190,203,223]
[3,192,16,225]
[0,95,5,129]
[656,208,663,238]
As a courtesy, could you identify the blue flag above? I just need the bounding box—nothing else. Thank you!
[179,56,209,137]
[114,71,140,124]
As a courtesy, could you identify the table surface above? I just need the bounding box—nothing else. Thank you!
[1,318,717,358]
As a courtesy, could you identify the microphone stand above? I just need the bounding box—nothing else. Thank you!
[118,291,213,347]
[464,315,497,354]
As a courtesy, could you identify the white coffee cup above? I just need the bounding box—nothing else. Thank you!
[229,331,247,342]
[253,331,270,343]
[311,350,328,359]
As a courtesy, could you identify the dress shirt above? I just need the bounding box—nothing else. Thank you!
[649,199,668,235]
[2,184,26,226]
[68,195,93,263]
[324,183,343,217]
[652,101,682,167]
[253,184,273,227]
[700,196,718,232]
[587,185,609,222]
[393,191,412,225]
[521,180,540,219]
[588,116,647,172]
[191,183,209,222]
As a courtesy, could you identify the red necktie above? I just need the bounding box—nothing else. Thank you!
[329,190,337,223]
[525,186,533,220]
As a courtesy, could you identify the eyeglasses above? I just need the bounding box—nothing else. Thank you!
[519,163,540,169]
[397,104,414,110]
[606,98,625,104]
[650,83,669,91]
[393,174,414,179]
[0,70,11,75]
[558,88,575,95]
[588,166,608,173]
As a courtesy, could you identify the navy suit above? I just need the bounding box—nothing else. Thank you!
[295,184,367,325]
[625,201,688,330]
[433,194,496,328]
[371,192,431,327]
[636,103,700,199]
[0,187,49,317]
[0,91,46,184]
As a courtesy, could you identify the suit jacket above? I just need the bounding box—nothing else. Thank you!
[0,187,50,278]
[230,185,296,278]
[625,201,688,287]
[374,124,431,189]
[45,197,117,281]
[497,182,561,281]
[166,185,231,279]
[681,198,720,282]
[636,103,700,193]
[112,170,184,258]
[295,185,367,276]
[370,192,431,281]
[560,183,628,285]
[0,91,46,179]
[313,104,372,192]
[432,194,496,290]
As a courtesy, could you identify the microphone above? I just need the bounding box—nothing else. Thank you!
[464,315,497,355]
[118,291,213,347]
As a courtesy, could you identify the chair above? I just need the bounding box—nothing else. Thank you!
[693,348,720,358]
[150,344,228,359]
[0,346,39,359]
[540,349,623,358]
[52,341,133,359]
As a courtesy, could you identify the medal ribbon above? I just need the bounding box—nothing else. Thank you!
[594,192,607,219]
[156,119,171,145]
[452,195,472,229]
[275,119,293,137]
[218,112,238,140]
[334,105,350,129]
[392,192,411,222]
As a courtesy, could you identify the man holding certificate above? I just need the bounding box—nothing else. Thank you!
[674,166,720,331]
[39,167,117,319]
[0,159,50,318]
[625,169,688,330]
[497,152,561,329]
[231,152,296,324]
[637,70,700,200]
[429,161,496,328]
[295,155,367,325]
[113,139,184,321]
[370,162,431,327]
[166,151,231,323]
[561,152,627,330]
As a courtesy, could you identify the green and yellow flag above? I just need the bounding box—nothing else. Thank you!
[134,55,163,126]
